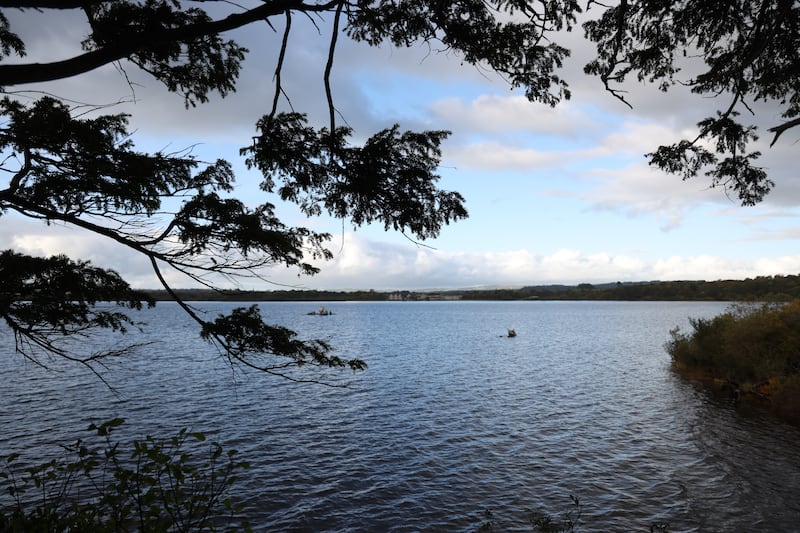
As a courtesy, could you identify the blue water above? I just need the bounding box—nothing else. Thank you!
[2,300,800,531]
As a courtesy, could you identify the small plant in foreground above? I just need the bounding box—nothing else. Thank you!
[0,419,251,532]
[529,494,582,532]
[476,495,671,532]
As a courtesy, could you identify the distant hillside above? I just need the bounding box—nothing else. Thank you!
[459,277,800,301]
[143,275,800,302]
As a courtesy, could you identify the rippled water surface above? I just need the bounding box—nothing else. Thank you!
[3,301,800,531]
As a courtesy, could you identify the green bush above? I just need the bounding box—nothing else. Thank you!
[0,419,251,532]
[667,299,800,419]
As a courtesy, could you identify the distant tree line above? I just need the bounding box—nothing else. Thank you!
[144,275,800,303]
[462,276,800,302]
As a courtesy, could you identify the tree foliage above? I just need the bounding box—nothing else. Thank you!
[667,300,800,421]
[0,1,796,376]
[584,0,798,204]
[0,418,251,531]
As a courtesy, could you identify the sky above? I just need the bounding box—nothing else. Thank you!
[2,4,799,291]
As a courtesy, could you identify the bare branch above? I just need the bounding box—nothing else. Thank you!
[768,117,800,147]
[324,1,344,135]
[271,10,292,119]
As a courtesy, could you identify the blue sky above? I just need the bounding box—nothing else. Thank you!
[2,5,799,290]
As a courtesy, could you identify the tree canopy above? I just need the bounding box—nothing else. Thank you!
[0,0,796,377]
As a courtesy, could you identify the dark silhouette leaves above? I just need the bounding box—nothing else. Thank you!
[82,0,247,106]
[0,250,153,363]
[244,113,468,240]
[200,305,366,371]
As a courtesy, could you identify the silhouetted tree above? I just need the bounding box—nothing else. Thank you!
[583,0,798,205]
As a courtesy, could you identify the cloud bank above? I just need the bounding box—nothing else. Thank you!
[5,220,798,291]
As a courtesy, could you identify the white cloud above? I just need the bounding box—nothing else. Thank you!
[445,141,561,170]
[536,248,646,282]
[589,120,696,157]
[745,226,800,242]
[651,255,800,281]
[553,161,716,231]
[431,94,594,137]
[284,235,800,289]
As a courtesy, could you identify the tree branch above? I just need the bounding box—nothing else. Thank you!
[270,10,292,118]
[0,0,306,86]
[768,117,800,147]
[7,148,30,193]
[4,194,169,260]
[0,1,105,7]
[324,1,343,135]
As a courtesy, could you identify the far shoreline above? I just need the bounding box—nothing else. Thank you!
[141,275,800,303]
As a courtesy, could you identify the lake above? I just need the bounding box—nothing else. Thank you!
[2,300,800,531]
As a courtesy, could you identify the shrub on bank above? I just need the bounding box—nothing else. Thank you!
[0,419,251,532]
[667,299,800,419]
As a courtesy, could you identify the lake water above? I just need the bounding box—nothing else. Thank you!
[2,300,800,531]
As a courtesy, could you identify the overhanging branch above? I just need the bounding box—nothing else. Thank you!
[0,0,306,86]
[0,1,105,7]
